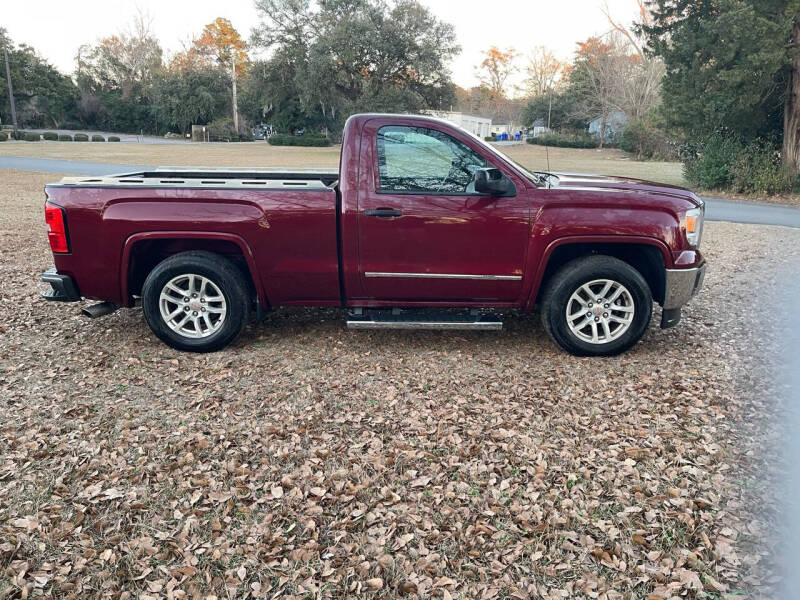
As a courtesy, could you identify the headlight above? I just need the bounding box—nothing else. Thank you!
[684,207,704,247]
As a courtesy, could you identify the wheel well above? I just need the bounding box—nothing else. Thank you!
[537,243,666,305]
[127,239,257,301]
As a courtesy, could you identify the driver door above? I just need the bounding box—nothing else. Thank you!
[356,120,530,302]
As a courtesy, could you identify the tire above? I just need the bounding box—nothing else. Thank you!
[142,251,250,352]
[540,255,652,356]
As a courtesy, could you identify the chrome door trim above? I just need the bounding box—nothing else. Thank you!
[364,272,522,281]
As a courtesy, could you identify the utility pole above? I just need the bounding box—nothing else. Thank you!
[2,33,19,136]
[231,56,239,133]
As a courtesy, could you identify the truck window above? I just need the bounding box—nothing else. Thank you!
[376,125,488,194]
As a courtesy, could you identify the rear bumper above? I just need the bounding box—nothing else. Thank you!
[660,263,707,328]
[41,268,81,302]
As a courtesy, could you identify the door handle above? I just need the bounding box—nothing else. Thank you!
[364,208,403,218]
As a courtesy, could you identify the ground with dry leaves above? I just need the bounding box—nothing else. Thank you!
[1,169,799,599]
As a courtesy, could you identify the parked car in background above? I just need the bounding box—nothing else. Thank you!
[252,124,275,140]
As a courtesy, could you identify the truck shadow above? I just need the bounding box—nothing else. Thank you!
[240,306,677,357]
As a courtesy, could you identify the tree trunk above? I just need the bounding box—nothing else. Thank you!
[598,115,606,149]
[784,20,800,176]
[231,57,239,134]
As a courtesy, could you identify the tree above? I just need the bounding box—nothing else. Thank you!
[524,46,567,98]
[250,0,459,134]
[0,28,78,128]
[568,32,663,146]
[79,12,162,100]
[521,88,586,131]
[193,18,248,132]
[475,46,518,97]
[643,0,796,170]
[152,60,230,134]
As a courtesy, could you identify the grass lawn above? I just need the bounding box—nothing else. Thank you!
[0,139,687,187]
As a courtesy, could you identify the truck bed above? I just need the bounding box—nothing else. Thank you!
[51,166,340,189]
[45,167,342,307]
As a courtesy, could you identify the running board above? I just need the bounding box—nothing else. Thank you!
[347,309,502,331]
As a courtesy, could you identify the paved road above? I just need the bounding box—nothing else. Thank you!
[0,157,150,176]
[2,156,800,228]
[702,196,800,228]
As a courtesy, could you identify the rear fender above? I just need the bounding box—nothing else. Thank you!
[120,231,266,308]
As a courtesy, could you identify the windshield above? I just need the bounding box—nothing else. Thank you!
[458,125,552,187]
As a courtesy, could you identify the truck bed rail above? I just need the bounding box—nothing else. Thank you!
[50,166,339,190]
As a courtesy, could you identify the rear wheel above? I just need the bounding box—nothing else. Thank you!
[142,251,250,352]
[540,255,652,356]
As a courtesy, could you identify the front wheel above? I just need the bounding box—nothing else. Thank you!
[142,251,250,352]
[540,256,652,356]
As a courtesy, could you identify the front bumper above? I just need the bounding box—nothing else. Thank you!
[660,263,707,328]
[41,268,81,302]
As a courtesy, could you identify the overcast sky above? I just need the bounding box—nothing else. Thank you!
[2,0,642,89]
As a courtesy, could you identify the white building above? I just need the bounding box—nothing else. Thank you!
[423,111,492,139]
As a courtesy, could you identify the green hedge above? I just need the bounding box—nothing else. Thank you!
[682,134,794,194]
[42,131,58,141]
[91,135,105,142]
[267,134,331,147]
[74,133,89,142]
[24,133,40,141]
[58,134,73,141]
[108,136,120,142]
[527,133,598,149]
[0,132,7,142]
[484,136,497,142]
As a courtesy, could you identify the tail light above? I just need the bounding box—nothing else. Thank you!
[45,201,70,253]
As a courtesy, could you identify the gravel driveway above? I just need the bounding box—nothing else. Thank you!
[1,170,799,598]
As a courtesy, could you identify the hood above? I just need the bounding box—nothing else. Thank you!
[548,172,704,208]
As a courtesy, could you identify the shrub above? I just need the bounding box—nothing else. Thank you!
[681,133,742,189]
[527,132,598,149]
[91,135,105,142]
[207,118,238,142]
[484,136,497,142]
[267,134,331,147]
[682,133,793,194]
[11,130,28,140]
[108,136,121,142]
[620,120,679,161]
[74,133,89,142]
[24,133,40,141]
[731,142,792,195]
[42,131,59,141]
[58,134,73,141]
[238,133,255,142]
[0,132,7,142]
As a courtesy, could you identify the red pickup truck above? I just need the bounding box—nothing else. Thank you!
[41,114,706,356]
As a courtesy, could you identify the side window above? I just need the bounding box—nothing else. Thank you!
[376,125,489,193]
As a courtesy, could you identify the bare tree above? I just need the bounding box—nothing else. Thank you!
[572,33,662,146]
[81,8,163,99]
[524,46,566,98]
[601,0,648,58]
[475,46,519,97]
